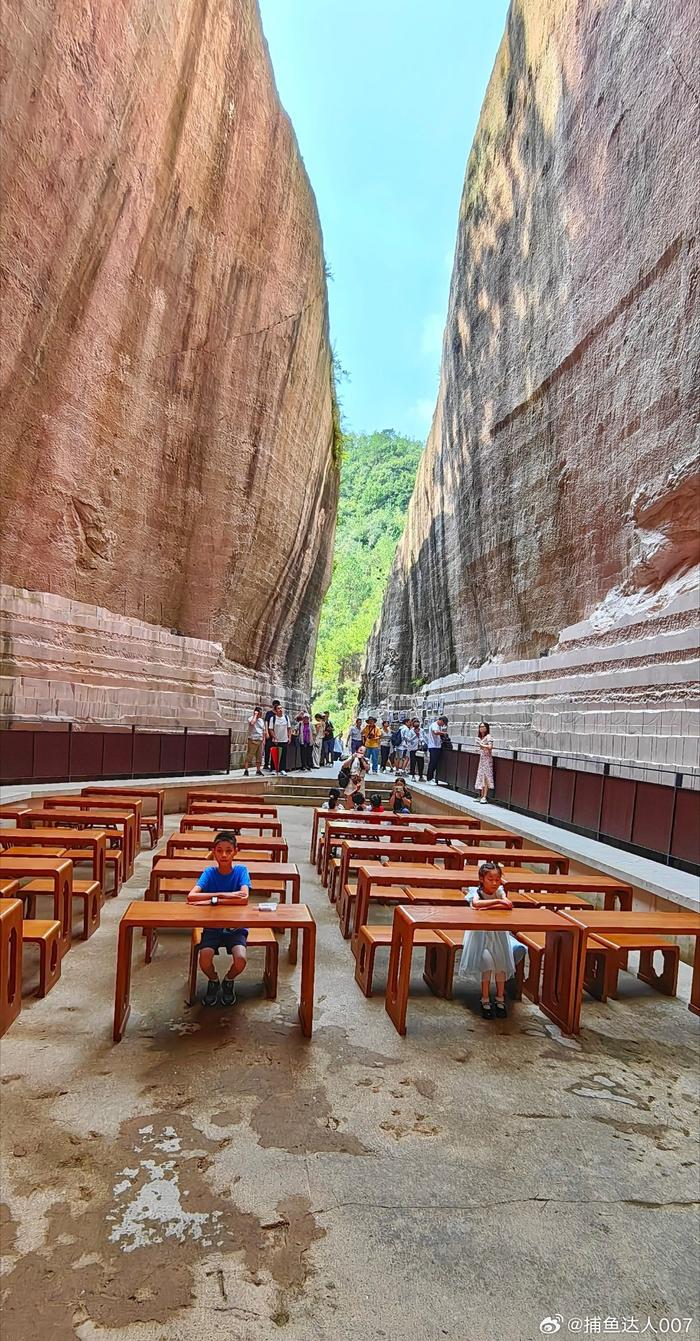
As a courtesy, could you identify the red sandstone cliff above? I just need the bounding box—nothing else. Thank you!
[361,0,698,703]
[0,0,338,703]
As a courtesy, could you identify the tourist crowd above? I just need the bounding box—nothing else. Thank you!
[242,702,494,801]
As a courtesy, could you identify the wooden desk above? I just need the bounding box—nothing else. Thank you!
[0,897,23,1037]
[425,827,523,848]
[0,856,72,955]
[167,832,289,862]
[352,864,477,950]
[83,786,165,837]
[188,799,278,817]
[22,807,135,878]
[187,789,268,805]
[403,885,536,909]
[113,902,316,1041]
[0,807,31,824]
[447,846,569,874]
[309,807,482,864]
[0,828,107,893]
[385,904,582,1036]
[149,858,301,961]
[180,813,282,836]
[562,908,700,1031]
[334,839,464,904]
[500,871,632,909]
[321,824,435,886]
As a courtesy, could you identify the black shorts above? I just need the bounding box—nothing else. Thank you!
[199,928,249,952]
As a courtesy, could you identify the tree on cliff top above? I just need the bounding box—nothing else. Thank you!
[312,429,422,726]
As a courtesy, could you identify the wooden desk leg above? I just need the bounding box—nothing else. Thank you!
[689,937,700,1016]
[540,926,583,1035]
[603,889,632,911]
[351,875,369,955]
[113,923,135,1042]
[288,877,299,966]
[58,875,71,957]
[385,916,413,1036]
[309,813,318,863]
[298,923,316,1038]
[144,927,159,964]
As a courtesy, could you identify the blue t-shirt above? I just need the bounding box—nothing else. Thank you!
[196,863,250,934]
[196,863,250,894]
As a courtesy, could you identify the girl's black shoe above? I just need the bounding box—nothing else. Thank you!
[480,1001,493,1019]
[494,1001,507,1019]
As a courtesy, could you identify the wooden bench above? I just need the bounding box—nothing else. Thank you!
[587,931,681,1000]
[23,919,62,996]
[0,896,23,1037]
[22,878,102,941]
[355,924,448,997]
[337,882,409,939]
[187,927,279,1004]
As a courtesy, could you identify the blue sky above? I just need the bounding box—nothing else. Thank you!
[258,0,510,440]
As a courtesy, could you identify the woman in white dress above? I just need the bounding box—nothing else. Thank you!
[475,721,494,803]
[458,860,524,1019]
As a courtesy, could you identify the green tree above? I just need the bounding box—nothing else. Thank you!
[312,428,423,727]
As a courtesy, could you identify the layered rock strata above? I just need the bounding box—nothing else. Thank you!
[0,0,337,723]
[361,0,699,775]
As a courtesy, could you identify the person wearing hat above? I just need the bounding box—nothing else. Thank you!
[362,716,382,773]
[296,712,314,771]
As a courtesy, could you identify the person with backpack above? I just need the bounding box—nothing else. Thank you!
[426,715,449,784]
[321,714,335,766]
[389,720,404,770]
[361,716,381,773]
[263,699,280,771]
[269,703,292,775]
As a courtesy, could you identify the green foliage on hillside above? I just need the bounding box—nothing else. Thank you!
[312,429,423,726]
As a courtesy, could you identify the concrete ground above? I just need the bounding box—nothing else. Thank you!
[1,804,699,1341]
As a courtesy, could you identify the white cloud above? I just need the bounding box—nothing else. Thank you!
[420,312,445,358]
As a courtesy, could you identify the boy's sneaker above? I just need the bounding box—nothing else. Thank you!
[203,979,220,1007]
[221,978,237,1006]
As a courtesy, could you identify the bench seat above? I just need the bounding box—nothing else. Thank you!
[187,926,279,1004]
[337,882,408,939]
[354,924,447,997]
[22,877,102,941]
[23,919,62,996]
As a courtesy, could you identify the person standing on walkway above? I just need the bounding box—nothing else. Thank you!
[313,714,326,768]
[321,714,335,765]
[379,719,392,772]
[362,716,381,773]
[296,712,314,771]
[475,721,494,803]
[269,703,292,775]
[263,699,280,772]
[346,717,363,753]
[405,719,426,780]
[427,715,448,784]
[243,708,265,776]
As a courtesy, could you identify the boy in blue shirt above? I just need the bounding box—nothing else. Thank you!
[187,830,250,1007]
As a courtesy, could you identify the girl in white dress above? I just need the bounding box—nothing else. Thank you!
[458,860,521,1019]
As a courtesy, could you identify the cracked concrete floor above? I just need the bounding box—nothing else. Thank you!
[1,806,699,1341]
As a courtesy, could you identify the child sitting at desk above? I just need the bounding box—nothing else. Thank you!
[187,830,250,1008]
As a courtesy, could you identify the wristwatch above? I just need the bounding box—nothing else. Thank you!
[210,895,219,906]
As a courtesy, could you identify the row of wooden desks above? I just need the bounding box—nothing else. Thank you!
[0,828,108,892]
[351,864,634,950]
[188,799,278,817]
[167,832,289,861]
[82,786,165,838]
[309,808,484,864]
[18,806,136,878]
[383,903,700,1036]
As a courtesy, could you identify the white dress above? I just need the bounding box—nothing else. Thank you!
[458,886,517,978]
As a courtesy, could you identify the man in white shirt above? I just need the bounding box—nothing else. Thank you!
[269,703,292,775]
[243,708,265,776]
[346,718,363,752]
[426,716,448,784]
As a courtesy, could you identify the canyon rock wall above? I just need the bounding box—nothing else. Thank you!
[0,0,338,726]
[361,0,699,773]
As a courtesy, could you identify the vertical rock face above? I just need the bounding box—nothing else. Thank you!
[361,0,698,719]
[0,0,338,714]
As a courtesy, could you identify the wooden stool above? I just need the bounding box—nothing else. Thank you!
[355,925,448,997]
[23,919,62,996]
[23,878,102,941]
[141,821,159,849]
[187,927,280,1004]
[588,932,680,1000]
[0,897,23,1037]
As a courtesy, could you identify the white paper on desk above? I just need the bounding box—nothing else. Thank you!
[258,901,278,911]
